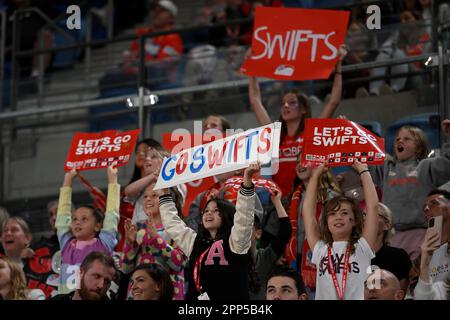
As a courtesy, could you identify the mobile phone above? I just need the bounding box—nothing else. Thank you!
[427,215,443,244]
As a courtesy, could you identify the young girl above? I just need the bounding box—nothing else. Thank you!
[121,183,187,300]
[56,165,120,294]
[247,45,347,196]
[370,120,450,259]
[0,255,45,300]
[303,160,378,300]
[159,162,260,300]
[287,153,342,292]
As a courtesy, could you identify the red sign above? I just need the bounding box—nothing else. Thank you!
[223,176,281,204]
[301,119,385,167]
[240,7,349,80]
[65,129,141,171]
[162,133,216,217]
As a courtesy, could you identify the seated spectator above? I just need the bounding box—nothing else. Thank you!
[0,255,45,300]
[369,203,412,292]
[130,263,174,300]
[266,265,307,300]
[50,251,116,300]
[1,216,32,266]
[121,0,183,88]
[364,269,405,300]
[414,189,450,300]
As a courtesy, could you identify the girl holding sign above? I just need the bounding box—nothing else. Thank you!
[303,160,378,300]
[158,162,260,300]
[247,45,347,197]
[55,165,120,294]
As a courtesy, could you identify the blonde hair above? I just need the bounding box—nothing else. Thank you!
[0,256,28,300]
[395,126,429,161]
[377,203,395,245]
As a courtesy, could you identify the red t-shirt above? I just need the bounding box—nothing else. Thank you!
[272,133,304,196]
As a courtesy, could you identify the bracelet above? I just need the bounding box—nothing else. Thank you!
[358,169,370,176]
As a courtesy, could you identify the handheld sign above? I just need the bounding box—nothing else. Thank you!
[301,119,385,167]
[65,129,141,171]
[240,6,350,80]
[154,122,281,190]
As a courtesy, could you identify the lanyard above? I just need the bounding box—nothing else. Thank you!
[327,244,351,300]
[193,246,211,294]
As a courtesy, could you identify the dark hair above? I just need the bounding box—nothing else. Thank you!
[75,204,105,224]
[207,115,231,131]
[129,138,165,184]
[132,263,174,301]
[197,198,236,240]
[427,189,450,201]
[80,251,116,273]
[279,89,311,139]
[267,265,306,295]
[322,196,363,254]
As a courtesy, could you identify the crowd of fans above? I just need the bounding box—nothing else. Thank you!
[0,0,449,301]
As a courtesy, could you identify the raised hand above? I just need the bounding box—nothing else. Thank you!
[338,44,348,62]
[243,161,261,188]
[63,168,78,187]
[311,162,327,179]
[124,219,137,245]
[107,163,118,184]
[352,159,368,175]
[270,187,282,204]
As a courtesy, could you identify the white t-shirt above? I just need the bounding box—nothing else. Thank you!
[312,237,375,300]
[428,243,449,283]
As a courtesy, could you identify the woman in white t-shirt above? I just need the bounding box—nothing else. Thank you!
[303,160,379,300]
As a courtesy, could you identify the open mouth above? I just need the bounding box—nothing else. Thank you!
[4,239,14,245]
[334,223,344,228]
[397,145,404,153]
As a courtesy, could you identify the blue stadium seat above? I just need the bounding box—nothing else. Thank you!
[51,18,86,68]
[385,112,440,155]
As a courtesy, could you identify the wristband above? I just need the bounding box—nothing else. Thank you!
[358,169,370,176]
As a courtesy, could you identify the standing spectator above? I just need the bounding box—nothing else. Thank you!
[121,183,187,300]
[369,203,412,292]
[265,265,308,300]
[130,263,174,300]
[56,166,120,294]
[303,161,379,300]
[50,251,116,300]
[370,121,450,259]
[364,269,405,300]
[160,162,259,300]
[249,187,292,299]
[0,255,45,300]
[247,45,347,197]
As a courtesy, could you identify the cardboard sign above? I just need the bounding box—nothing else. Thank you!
[301,119,385,167]
[65,129,141,171]
[162,133,217,217]
[240,6,349,80]
[154,122,281,190]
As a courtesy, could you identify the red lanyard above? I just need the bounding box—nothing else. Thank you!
[327,244,351,300]
[193,246,211,293]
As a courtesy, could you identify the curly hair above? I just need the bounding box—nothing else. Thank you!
[0,256,28,300]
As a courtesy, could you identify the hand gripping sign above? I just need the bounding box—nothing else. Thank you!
[65,129,141,171]
[300,119,385,167]
[240,6,350,80]
[154,122,281,190]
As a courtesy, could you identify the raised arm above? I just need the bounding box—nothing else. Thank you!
[302,164,325,250]
[55,169,78,241]
[102,165,120,234]
[248,76,271,126]
[124,174,155,198]
[356,161,379,251]
[159,187,197,257]
[270,188,292,256]
[229,162,258,254]
[317,45,347,119]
